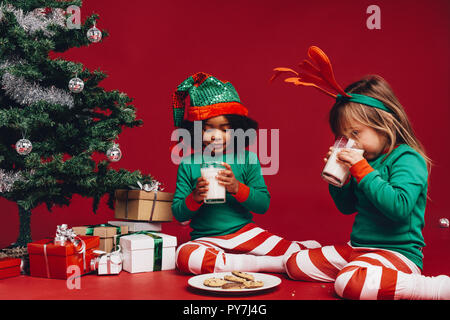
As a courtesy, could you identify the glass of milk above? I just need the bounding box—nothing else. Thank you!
[321,137,364,187]
[200,161,226,204]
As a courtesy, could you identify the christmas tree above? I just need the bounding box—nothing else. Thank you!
[0,0,154,248]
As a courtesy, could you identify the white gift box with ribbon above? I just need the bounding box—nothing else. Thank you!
[119,232,177,273]
[90,247,123,275]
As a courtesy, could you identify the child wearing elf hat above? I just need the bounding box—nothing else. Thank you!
[171,72,320,274]
[274,46,450,300]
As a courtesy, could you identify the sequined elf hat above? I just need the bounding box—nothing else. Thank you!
[172,72,249,127]
[271,46,393,114]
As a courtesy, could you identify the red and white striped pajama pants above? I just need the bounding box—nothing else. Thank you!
[176,223,321,275]
[284,243,423,300]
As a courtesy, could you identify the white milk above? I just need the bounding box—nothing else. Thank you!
[322,147,364,187]
[200,166,226,203]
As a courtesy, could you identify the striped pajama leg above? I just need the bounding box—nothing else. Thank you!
[176,223,321,275]
[284,243,424,300]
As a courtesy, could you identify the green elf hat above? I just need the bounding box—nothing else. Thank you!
[172,72,248,127]
[271,46,393,114]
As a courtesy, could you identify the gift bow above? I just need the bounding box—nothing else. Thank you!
[131,180,165,192]
[91,246,123,274]
[54,224,85,253]
[54,224,76,245]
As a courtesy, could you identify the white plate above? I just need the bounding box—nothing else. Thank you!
[188,272,281,294]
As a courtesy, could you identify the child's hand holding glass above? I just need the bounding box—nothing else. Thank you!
[193,162,239,204]
[336,148,365,168]
[193,176,209,203]
[216,162,239,195]
[324,144,365,169]
[322,137,365,187]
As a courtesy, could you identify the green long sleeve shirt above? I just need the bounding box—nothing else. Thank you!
[329,144,428,269]
[172,150,271,240]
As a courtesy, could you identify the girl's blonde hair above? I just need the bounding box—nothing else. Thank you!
[329,75,431,171]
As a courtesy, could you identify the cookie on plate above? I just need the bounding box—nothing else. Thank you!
[243,280,264,289]
[222,282,245,290]
[224,275,246,283]
[203,277,228,287]
[232,271,254,281]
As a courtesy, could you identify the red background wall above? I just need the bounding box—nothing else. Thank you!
[1,0,449,268]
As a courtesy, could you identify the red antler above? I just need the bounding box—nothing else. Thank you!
[271,46,350,98]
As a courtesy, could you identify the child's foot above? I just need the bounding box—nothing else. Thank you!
[435,275,450,300]
[405,274,450,300]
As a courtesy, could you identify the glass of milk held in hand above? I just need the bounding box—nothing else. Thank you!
[321,137,364,187]
[201,161,226,204]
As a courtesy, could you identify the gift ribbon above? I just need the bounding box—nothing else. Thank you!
[81,224,124,236]
[144,233,162,271]
[149,192,158,221]
[125,190,159,221]
[79,239,87,272]
[125,180,165,221]
[43,243,50,278]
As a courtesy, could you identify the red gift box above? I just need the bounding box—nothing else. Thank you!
[27,235,99,279]
[0,257,21,280]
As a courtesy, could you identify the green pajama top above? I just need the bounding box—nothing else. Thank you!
[329,144,428,269]
[172,150,271,240]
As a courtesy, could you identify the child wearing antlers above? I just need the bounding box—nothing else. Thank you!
[274,46,450,300]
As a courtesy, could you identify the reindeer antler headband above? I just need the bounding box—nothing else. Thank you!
[271,46,392,114]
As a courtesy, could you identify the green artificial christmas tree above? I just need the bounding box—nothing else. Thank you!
[0,0,154,249]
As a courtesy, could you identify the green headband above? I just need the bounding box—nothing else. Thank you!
[336,93,392,113]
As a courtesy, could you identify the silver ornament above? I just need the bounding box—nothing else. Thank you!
[106,145,122,162]
[439,218,449,228]
[87,25,102,43]
[68,77,84,93]
[15,138,32,155]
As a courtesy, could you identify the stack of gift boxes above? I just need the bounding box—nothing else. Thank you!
[0,257,21,280]
[1,183,179,280]
[0,246,28,280]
